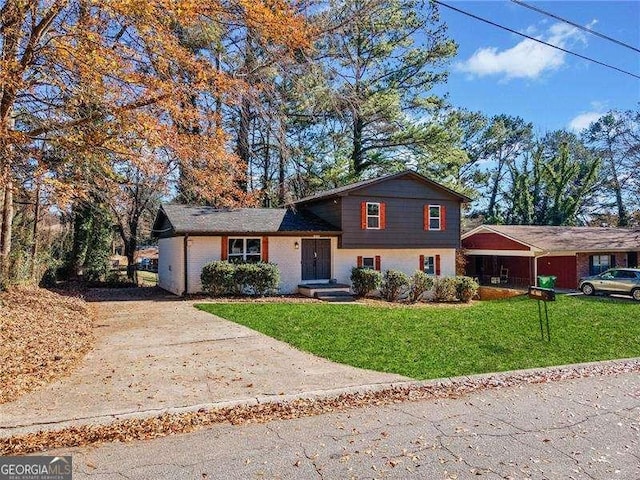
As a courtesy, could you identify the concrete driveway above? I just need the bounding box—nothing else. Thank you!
[0,289,406,437]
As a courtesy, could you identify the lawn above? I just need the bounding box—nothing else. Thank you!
[197,295,640,379]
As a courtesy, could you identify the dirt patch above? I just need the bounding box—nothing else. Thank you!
[0,286,94,404]
[192,294,322,304]
[359,298,477,308]
[478,286,526,301]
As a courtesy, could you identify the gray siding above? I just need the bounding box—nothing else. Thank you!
[354,177,455,200]
[340,177,461,249]
[301,198,342,229]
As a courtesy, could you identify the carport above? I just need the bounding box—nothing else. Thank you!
[462,225,640,290]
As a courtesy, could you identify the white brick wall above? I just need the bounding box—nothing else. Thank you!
[158,237,185,295]
[333,248,456,286]
[186,236,222,294]
[268,236,302,293]
[160,234,457,296]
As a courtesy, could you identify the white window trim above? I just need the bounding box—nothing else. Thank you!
[366,202,381,230]
[423,255,436,275]
[228,237,262,262]
[428,204,441,231]
[362,256,376,270]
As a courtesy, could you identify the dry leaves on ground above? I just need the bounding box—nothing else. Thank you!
[0,286,94,404]
[2,359,639,456]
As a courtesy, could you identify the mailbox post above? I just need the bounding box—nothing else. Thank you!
[528,286,555,341]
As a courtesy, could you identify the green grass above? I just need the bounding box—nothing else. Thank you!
[196,296,640,379]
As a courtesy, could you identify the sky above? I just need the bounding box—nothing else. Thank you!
[430,0,640,134]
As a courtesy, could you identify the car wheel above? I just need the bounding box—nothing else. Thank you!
[581,283,595,296]
[632,288,640,302]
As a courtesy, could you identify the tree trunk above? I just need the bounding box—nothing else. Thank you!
[486,161,503,222]
[124,221,138,283]
[352,111,364,174]
[262,128,270,207]
[0,179,13,282]
[278,121,287,206]
[236,96,251,192]
[607,140,628,226]
[30,182,41,280]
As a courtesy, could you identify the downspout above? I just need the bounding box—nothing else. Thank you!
[533,251,550,286]
[183,234,189,296]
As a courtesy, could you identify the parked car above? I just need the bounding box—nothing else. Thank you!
[579,268,640,301]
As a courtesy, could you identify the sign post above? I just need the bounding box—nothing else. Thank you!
[528,286,555,341]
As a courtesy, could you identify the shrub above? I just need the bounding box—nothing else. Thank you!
[248,262,280,296]
[350,267,382,297]
[433,276,457,302]
[233,262,280,296]
[380,269,410,302]
[455,276,479,303]
[201,261,235,296]
[408,271,434,303]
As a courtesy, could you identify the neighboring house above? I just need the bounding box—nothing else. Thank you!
[462,225,640,289]
[152,170,469,295]
[135,247,159,271]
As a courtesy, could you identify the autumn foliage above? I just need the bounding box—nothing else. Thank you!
[0,0,311,279]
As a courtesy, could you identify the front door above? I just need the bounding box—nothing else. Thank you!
[301,239,331,281]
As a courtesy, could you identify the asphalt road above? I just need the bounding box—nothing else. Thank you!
[56,370,640,479]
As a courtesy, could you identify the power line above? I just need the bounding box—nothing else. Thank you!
[433,0,640,80]
[511,0,640,54]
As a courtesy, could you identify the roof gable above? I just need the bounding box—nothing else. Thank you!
[292,170,471,205]
[463,225,640,252]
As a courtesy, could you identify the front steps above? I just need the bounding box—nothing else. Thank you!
[298,283,355,302]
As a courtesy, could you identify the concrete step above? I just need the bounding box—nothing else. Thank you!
[315,291,356,302]
[298,284,351,298]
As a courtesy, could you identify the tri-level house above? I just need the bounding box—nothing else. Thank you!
[152,170,470,296]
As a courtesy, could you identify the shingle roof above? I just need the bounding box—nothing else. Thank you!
[156,204,340,235]
[292,170,471,204]
[470,225,640,252]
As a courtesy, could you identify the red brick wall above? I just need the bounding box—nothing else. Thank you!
[576,252,637,281]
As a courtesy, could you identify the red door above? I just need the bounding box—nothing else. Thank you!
[537,256,577,289]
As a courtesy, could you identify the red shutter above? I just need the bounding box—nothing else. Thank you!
[424,205,429,231]
[360,202,367,229]
[221,236,228,260]
[435,254,441,275]
[375,255,381,271]
[357,256,363,267]
[379,203,386,229]
[419,254,425,271]
[262,237,269,263]
[441,205,446,230]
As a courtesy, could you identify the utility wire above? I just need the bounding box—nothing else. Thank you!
[433,0,640,80]
[511,0,640,54]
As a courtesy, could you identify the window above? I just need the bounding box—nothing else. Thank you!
[590,255,611,275]
[366,202,380,229]
[362,257,375,270]
[423,255,436,275]
[429,205,441,231]
[612,270,637,279]
[228,238,262,263]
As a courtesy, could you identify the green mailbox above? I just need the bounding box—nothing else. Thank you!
[537,275,557,289]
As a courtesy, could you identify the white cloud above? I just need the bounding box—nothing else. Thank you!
[568,111,603,132]
[457,22,587,80]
